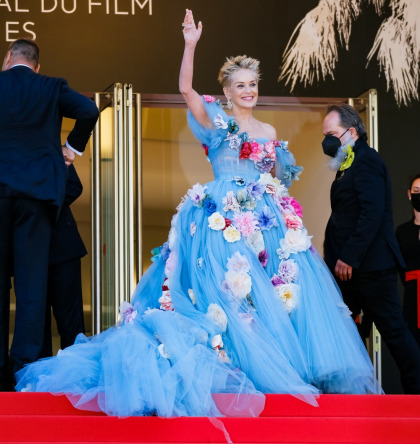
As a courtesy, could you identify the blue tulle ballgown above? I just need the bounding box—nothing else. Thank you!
[15,96,382,417]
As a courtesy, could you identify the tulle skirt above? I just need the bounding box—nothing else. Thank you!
[15,177,381,417]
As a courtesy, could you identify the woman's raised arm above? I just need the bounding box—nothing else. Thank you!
[179,9,212,128]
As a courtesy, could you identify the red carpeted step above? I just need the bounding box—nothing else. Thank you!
[0,392,105,416]
[262,393,420,417]
[0,415,419,443]
[1,394,420,443]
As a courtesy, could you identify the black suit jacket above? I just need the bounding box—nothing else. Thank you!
[50,165,87,265]
[0,65,99,209]
[324,138,404,272]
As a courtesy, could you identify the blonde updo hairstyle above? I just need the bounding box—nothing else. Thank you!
[217,55,261,88]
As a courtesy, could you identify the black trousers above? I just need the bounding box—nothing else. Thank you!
[42,258,85,357]
[0,198,54,381]
[336,269,420,394]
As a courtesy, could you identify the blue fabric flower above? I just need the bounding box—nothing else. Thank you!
[256,205,279,231]
[228,119,239,134]
[277,140,289,152]
[233,176,245,186]
[203,197,217,215]
[283,164,303,182]
[255,158,276,173]
[246,182,265,200]
[151,242,170,262]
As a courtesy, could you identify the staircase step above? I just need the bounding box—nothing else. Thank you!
[0,393,419,443]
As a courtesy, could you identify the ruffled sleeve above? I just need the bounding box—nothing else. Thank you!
[187,96,227,150]
[274,140,303,189]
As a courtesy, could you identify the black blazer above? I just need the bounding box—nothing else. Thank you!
[0,65,99,209]
[50,165,87,265]
[324,138,404,272]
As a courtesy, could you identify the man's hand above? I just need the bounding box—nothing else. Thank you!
[335,259,353,281]
[62,146,75,166]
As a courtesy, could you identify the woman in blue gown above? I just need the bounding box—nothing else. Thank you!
[15,9,381,417]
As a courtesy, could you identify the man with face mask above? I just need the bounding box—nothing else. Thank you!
[322,103,420,394]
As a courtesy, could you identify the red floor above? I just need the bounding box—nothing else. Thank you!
[0,393,419,443]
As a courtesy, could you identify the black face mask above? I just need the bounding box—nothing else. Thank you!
[322,129,350,157]
[410,193,420,212]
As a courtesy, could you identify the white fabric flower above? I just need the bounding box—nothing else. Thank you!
[274,283,299,313]
[208,212,226,231]
[211,334,224,349]
[246,230,265,255]
[224,270,252,301]
[222,191,241,213]
[227,251,251,274]
[257,173,288,196]
[190,222,197,236]
[223,226,241,242]
[168,227,177,250]
[158,343,170,359]
[214,113,228,129]
[188,288,196,305]
[206,303,228,331]
[225,132,242,150]
[278,259,299,283]
[187,183,207,204]
[277,228,312,259]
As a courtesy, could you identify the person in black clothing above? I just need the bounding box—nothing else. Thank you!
[42,164,87,356]
[0,39,98,387]
[322,103,420,394]
[396,174,420,349]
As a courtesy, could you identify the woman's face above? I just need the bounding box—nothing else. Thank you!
[224,68,258,110]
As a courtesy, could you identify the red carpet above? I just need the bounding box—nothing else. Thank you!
[0,393,419,443]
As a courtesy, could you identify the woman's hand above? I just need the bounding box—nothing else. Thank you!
[182,9,202,46]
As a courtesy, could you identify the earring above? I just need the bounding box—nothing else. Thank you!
[226,98,232,110]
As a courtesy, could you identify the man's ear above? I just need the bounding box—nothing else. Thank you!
[2,51,12,70]
[35,63,40,73]
[349,127,358,139]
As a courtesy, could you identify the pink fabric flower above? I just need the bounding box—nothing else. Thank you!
[203,95,216,103]
[233,211,258,237]
[249,142,264,162]
[159,291,174,311]
[264,141,277,159]
[290,198,303,218]
[284,214,303,229]
[279,197,303,218]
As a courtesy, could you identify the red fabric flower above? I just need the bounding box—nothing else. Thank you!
[223,218,232,229]
[239,142,252,159]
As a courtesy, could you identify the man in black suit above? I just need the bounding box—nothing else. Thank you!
[322,103,420,394]
[0,39,98,387]
[42,164,87,357]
